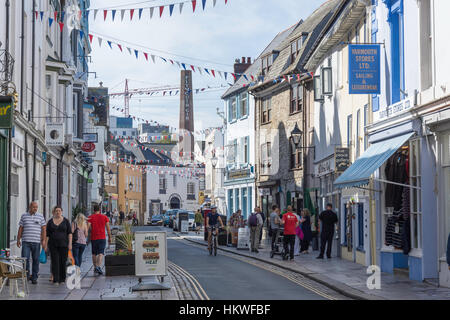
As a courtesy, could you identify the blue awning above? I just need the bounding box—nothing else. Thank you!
[334,132,414,189]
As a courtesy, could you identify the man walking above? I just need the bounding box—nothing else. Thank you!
[119,210,125,225]
[248,207,263,253]
[88,204,112,275]
[16,202,47,284]
[270,206,281,251]
[281,206,299,261]
[317,203,338,259]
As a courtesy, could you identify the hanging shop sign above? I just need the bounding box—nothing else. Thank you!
[258,188,271,196]
[83,133,98,143]
[81,142,96,153]
[349,44,381,94]
[315,158,334,177]
[45,123,65,146]
[0,96,13,129]
[335,147,350,172]
[134,231,168,277]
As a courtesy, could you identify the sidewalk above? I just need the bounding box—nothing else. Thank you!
[0,243,178,300]
[180,230,450,300]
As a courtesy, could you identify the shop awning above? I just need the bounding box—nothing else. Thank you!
[334,132,415,189]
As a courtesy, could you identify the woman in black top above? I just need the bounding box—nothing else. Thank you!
[46,206,72,285]
[300,209,313,254]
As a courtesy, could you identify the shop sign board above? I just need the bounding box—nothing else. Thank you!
[0,96,13,129]
[228,169,251,180]
[134,231,168,277]
[374,97,413,123]
[335,147,350,172]
[349,44,381,94]
[237,227,250,250]
[83,133,98,143]
[45,123,65,146]
[258,188,271,196]
[315,158,334,177]
[180,220,189,233]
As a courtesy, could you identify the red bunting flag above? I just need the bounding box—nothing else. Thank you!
[35,11,38,20]
[54,11,58,21]
[117,44,122,52]
[88,34,93,43]
[103,10,108,21]
[159,6,164,17]
[211,70,216,77]
[191,65,195,72]
[225,0,228,4]
[192,0,197,12]
[144,52,148,61]
[231,73,237,81]
[58,22,64,32]
[130,9,135,20]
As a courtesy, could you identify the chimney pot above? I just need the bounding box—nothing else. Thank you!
[242,57,245,63]
[247,57,251,64]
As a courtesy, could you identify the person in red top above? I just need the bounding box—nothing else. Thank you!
[87,204,112,275]
[281,206,299,261]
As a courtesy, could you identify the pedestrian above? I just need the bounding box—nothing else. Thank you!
[88,204,112,275]
[71,213,89,268]
[258,207,265,246]
[119,210,125,225]
[270,206,281,251]
[248,207,263,253]
[16,202,47,284]
[113,209,119,226]
[281,206,299,261]
[46,206,72,285]
[447,232,450,270]
[132,211,138,226]
[293,208,302,256]
[300,209,313,254]
[194,210,203,234]
[317,203,338,259]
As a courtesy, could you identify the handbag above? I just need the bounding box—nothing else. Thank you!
[39,248,47,264]
[66,250,75,267]
[296,225,304,241]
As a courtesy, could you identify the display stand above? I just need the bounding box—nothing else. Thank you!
[131,276,171,291]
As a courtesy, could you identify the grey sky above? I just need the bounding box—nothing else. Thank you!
[88,0,328,133]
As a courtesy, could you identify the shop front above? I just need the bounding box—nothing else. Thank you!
[224,168,255,220]
[335,117,438,281]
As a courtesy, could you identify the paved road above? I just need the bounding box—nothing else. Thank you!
[167,238,326,300]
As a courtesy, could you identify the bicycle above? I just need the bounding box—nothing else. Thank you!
[207,225,219,256]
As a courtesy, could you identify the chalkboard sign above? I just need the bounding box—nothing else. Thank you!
[335,147,350,172]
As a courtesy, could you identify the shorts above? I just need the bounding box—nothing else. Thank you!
[196,222,202,227]
[91,239,106,255]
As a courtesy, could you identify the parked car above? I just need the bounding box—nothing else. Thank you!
[188,212,195,230]
[164,209,179,227]
[148,214,164,226]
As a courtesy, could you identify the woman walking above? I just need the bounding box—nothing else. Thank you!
[46,206,72,285]
[293,208,302,256]
[300,209,313,254]
[72,213,89,268]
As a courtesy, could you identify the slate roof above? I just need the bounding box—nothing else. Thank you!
[221,22,300,99]
[252,0,342,90]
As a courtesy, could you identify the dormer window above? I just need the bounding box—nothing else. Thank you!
[290,33,308,63]
[261,54,273,76]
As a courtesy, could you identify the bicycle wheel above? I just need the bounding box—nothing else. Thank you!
[209,242,212,255]
[214,236,217,256]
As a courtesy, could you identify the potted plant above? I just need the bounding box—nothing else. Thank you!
[105,224,135,276]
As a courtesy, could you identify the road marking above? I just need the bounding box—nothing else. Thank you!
[175,238,339,300]
[168,262,210,300]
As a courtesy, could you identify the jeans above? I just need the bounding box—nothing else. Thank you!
[271,229,279,251]
[49,246,68,283]
[72,243,86,267]
[21,241,40,281]
[283,235,296,259]
[319,231,334,257]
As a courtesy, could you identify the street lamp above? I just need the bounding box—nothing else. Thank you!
[291,123,302,147]
[108,169,114,182]
[211,156,218,168]
[129,181,133,191]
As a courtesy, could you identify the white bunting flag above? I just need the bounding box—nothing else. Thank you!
[213,0,217,7]
[176,61,181,68]
[121,9,125,21]
[151,55,156,63]
[94,9,98,20]
[98,37,102,47]
[179,3,184,14]
[127,47,132,55]
[218,71,223,78]
[149,7,154,19]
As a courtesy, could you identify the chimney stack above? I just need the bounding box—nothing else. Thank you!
[233,57,252,83]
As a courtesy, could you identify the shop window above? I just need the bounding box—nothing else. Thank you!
[242,188,248,218]
[347,115,353,150]
[409,139,422,250]
[357,203,364,251]
[235,189,240,211]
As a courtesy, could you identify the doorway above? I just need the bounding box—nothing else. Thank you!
[170,196,181,209]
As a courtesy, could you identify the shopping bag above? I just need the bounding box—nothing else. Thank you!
[39,248,47,264]
[296,226,304,241]
[66,250,75,267]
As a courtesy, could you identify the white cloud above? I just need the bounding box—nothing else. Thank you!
[88,0,328,131]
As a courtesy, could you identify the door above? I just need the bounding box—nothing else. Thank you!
[0,134,7,249]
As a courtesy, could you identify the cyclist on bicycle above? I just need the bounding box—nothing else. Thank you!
[206,206,224,251]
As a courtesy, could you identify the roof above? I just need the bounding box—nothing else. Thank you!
[251,0,342,91]
[221,22,300,99]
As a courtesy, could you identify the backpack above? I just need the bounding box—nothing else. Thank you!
[249,213,258,227]
[72,222,79,244]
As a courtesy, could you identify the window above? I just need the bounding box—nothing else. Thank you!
[290,35,306,63]
[243,136,249,164]
[72,93,78,137]
[290,85,303,114]
[321,67,333,95]
[240,92,248,117]
[123,131,126,136]
[290,138,302,169]
[410,139,422,250]
[261,55,273,75]
[235,189,240,211]
[231,96,237,121]
[356,109,361,158]
[364,105,369,150]
[248,187,252,219]
[355,23,360,43]
[172,174,177,187]
[242,188,248,218]
[347,115,353,150]
[419,0,432,90]
[187,183,195,200]
[291,40,297,62]
[228,189,234,216]
[261,142,272,175]
[159,174,167,194]
[314,76,323,102]
[261,98,271,124]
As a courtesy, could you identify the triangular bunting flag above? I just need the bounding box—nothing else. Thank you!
[117,43,122,52]
[151,55,156,63]
[103,10,107,21]
[191,65,195,72]
[54,11,58,22]
[58,22,64,32]
[127,47,132,55]
[98,37,102,47]
[159,6,164,17]
[179,3,184,14]
[192,0,197,12]
[213,0,217,7]
[49,18,54,27]
[176,61,181,68]
[139,8,143,19]
[181,63,187,70]
[169,4,174,16]
[112,10,116,21]
[225,0,228,4]
[40,11,44,21]
[149,7,154,19]
[107,41,112,49]
[218,71,223,78]
[224,72,228,80]
[231,73,237,81]
[144,52,148,61]
[130,9,134,20]
[35,11,38,21]
[198,68,202,75]
[79,30,84,40]
[202,0,207,10]
[160,57,167,63]
[211,70,216,77]
[204,68,210,75]
[61,11,65,22]
[88,34,93,43]
[121,9,125,21]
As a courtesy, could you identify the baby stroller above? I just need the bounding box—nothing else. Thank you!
[270,228,285,259]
